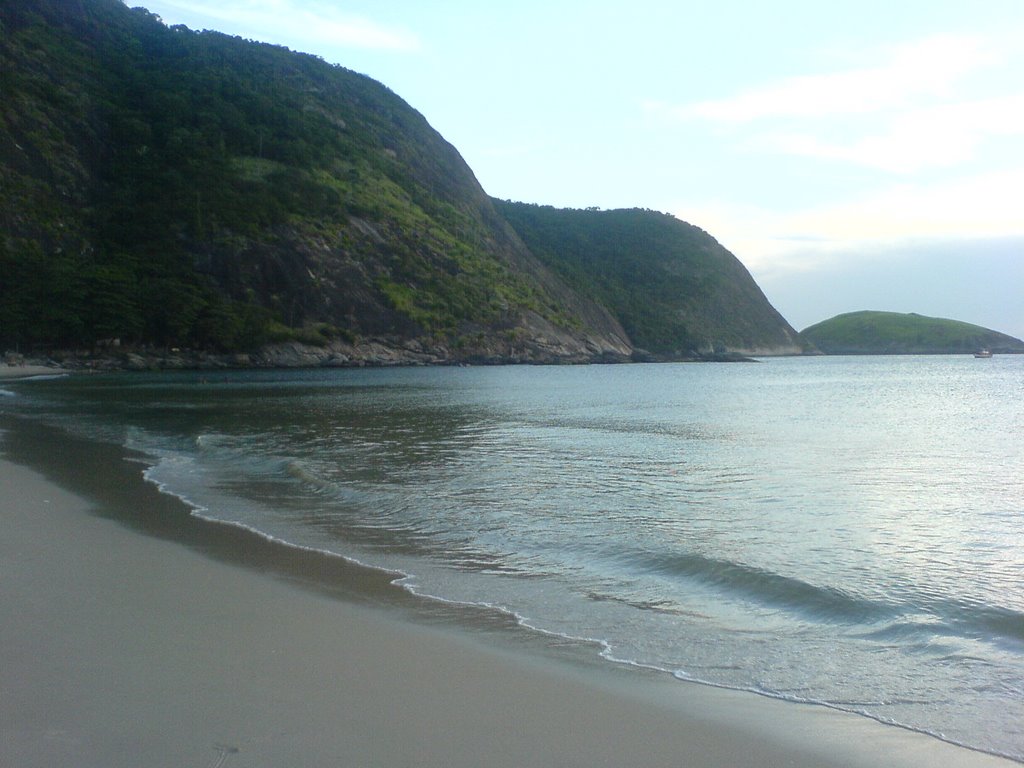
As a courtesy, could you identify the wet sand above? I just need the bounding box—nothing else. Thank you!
[0,430,1018,767]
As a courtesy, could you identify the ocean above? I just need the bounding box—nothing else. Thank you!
[3,355,1023,761]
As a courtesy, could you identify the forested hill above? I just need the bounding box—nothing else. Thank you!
[802,311,1024,355]
[495,203,803,357]
[1,0,800,365]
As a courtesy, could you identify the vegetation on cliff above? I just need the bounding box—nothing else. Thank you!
[1,0,798,363]
[2,0,583,353]
[494,202,803,356]
[801,311,1024,355]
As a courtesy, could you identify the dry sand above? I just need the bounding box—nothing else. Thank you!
[1,448,1018,768]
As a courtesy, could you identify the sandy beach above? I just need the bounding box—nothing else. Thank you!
[0,364,66,380]
[0,422,1018,768]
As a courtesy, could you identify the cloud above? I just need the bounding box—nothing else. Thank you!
[675,166,1024,275]
[651,32,1024,175]
[152,0,420,51]
[759,92,1024,173]
[787,168,1024,242]
[678,35,994,122]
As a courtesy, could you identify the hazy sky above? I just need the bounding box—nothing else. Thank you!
[138,0,1024,337]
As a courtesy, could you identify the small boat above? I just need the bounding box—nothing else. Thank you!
[973,349,993,358]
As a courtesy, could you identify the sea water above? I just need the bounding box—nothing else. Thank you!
[3,356,1023,760]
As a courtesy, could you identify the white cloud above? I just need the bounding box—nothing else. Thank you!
[653,32,1024,175]
[152,0,420,51]
[675,166,1024,275]
[760,92,1024,173]
[679,35,994,122]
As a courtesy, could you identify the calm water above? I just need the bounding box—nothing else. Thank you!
[3,356,1023,760]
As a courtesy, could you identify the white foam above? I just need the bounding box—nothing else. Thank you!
[141,459,408,583]
[9,373,68,382]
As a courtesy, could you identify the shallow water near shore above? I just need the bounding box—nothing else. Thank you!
[3,356,1023,761]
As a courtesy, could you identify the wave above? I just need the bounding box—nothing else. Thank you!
[171,430,1024,662]
[179,431,1024,656]
[628,548,899,625]
[622,546,1024,650]
[859,601,1024,651]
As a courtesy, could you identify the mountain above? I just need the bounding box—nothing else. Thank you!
[801,311,1024,355]
[0,0,798,365]
[494,202,804,358]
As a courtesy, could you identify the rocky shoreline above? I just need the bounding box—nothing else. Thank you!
[4,338,625,374]
[5,336,767,375]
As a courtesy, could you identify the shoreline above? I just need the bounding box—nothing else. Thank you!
[0,364,69,380]
[4,350,1019,383]
[1,417,1019,767]
[1,338,769,376]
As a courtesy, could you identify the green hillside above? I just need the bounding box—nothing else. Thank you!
[1,0,606,356]
[495,203,803,357]
[0,0,802,365]
[801,311,1024,355]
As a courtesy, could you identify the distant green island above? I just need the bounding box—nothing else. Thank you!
[801,311,1024,355]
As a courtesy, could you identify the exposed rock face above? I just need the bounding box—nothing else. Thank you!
[34,330,632,372]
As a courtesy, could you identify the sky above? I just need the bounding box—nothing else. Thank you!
[137,0,1024,337]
